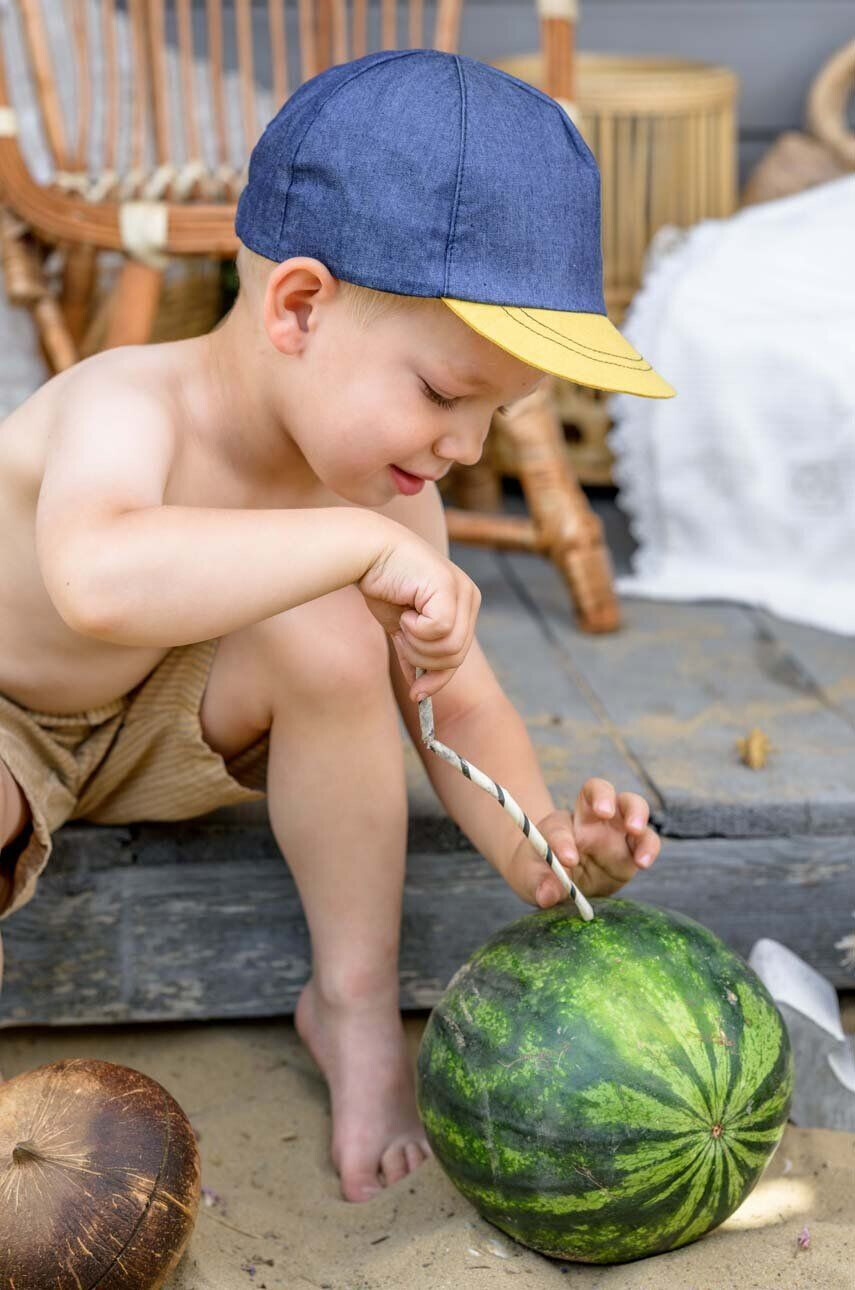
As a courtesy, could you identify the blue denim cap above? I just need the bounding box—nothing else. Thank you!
[236,48,674,398]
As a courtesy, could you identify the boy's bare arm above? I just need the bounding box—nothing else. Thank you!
[387,482,662,904]
[35,376,477,687]
[393,634,557,875]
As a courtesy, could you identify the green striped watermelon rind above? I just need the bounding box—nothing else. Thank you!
[416,898,793,1264]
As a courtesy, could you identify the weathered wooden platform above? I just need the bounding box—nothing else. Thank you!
[2,528,854,1027]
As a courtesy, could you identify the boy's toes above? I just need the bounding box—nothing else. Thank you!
[380,1142,410,1186]
[340,1159,384,1203]
[404,1139,430,1172]
[378,1138,432,1187]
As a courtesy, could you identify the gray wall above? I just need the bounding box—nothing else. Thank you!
[456,1,855,185]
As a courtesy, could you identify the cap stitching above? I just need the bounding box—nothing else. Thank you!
[276,49,430,252]
[502,306,653,371]
[443,56,467,298]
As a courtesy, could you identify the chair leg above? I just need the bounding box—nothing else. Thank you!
[0,209,79,371]
[448,452,504,513]
[60,243,98,347]
[499,376,620,632]
[102,259,164,349]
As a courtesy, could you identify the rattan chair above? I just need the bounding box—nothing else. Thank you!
[0,0,618,632]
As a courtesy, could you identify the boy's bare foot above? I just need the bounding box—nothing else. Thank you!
[295,976,433,1202]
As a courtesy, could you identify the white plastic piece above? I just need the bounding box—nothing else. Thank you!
[749,937,846,1042]
[0,106,17,137]
[828,1042,855,1094]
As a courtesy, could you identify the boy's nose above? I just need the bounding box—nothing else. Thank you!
[433,423,488,469]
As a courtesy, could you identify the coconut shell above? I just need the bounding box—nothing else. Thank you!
[0,1058,200,1289]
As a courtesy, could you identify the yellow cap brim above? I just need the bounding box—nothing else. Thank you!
[440,298,676,399]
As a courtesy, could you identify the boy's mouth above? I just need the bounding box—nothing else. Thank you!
[389,465,427,495]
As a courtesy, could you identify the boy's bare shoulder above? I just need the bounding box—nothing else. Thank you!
[22,345,190,531]
[51,344,184,425]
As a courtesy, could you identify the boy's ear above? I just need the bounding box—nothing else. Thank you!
[263,257,337,355]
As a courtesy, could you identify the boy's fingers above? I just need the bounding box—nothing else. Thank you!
[391,633,417,686]
[580,777,616,820]
[409,665,455,702]
[400,581,478,663]
[617,791,650,834]
[630,827,661,868]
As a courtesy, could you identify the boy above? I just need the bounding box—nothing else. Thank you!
[0,50,672,1202]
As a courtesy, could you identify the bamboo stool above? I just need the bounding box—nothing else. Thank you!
[0,0,617,632]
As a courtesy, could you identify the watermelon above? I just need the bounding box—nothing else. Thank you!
[416,898,792,1264]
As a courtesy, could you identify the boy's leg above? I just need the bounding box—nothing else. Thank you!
[200,586,431,1202]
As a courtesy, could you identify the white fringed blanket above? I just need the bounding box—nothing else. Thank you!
[609,175,855,636]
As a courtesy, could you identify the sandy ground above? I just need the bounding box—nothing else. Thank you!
[2,1001,854,1290]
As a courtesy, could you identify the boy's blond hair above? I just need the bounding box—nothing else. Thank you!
[235,241,427,328]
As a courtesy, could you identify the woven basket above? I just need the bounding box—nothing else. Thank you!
[493,52,739,322]
[491,51,738,484]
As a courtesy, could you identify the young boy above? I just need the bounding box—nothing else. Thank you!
[0,50,672,1202]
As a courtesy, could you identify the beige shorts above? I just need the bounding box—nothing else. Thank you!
[0,638,268,924]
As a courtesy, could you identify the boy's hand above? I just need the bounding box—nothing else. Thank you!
[358,527,481,702]
[506,777,661,908]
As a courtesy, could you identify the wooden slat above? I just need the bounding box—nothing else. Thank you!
[408,0,424,48]
[205,0,230,170]
[750,609,855,730]
[64,0,89,170]
[352,0,368,60]
[542,14,575,103]
[268,0,289,107]
[316,0,334,68]
[381,0,397,49]
[100,0,119,171]
[145,0,171,165]
[128,0,149,172]
[297,0,319,83]
[434,0,463,52]
[177,0,201,164]
[330,0,348,65]
[503,550,855,837]
[18,0,69,165]
[1,820,852,1026]
[235,0,258,155]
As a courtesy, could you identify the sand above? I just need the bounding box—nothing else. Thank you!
[2,1004,854,1290]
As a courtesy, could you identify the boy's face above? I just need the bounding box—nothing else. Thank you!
[260,258,546,507]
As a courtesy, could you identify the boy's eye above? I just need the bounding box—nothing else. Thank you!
[421,380,458,410]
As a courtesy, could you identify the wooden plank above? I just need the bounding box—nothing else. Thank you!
[502,551,855,837]
[449,544,653,811]
[2,821,852,1026]
[751,608,855,729]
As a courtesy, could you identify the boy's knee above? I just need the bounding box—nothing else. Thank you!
[261,588,390,705]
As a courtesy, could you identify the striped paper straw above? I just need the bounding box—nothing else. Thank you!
[415,670,594,921]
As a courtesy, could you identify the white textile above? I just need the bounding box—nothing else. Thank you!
[609,175,855,636]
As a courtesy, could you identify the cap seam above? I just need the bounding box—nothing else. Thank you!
[443,55,467,297]
[277,49,430,253]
